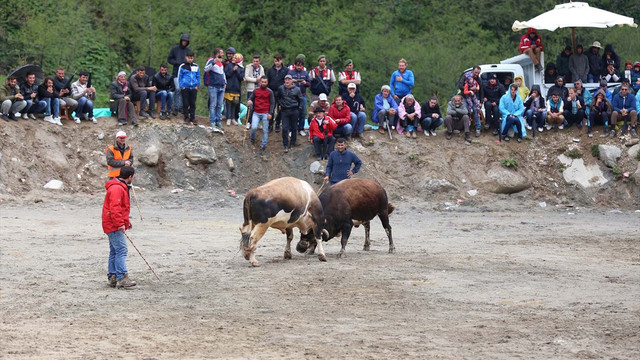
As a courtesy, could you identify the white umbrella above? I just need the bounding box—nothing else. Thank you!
[512,1,637,48]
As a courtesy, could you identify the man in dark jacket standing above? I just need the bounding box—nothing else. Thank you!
[266,54,287,132]
[102,165,136,288]
[277,74,303,152]
[167,34,191,115]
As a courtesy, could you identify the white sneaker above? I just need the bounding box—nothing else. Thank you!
[74,117,81,124]
[525,124,532,130]
[90,117,97,124]
[226,119,231,126]
[545,124,552,130]
[246,122,251,129]
[44,117,57,125]
[22,113,28,120]
[299,130,306,136]
[29,113,37,120]
[430,130,437,136]
[537,127,543,133]
[558,124,564,130]
[423,130,429,137]
[55,118,63,126]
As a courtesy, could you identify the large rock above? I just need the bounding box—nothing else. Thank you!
[558,154,608,189]
[420,178,457,193]
[43,179,64,190]
[627,144,640,159]
[138,145,160,166]
[479,166,530,194]
[633,162,640,186]
[185,150,216,164]
[598,144,621,168]
[45,151,70,170]
[309,161,323,174]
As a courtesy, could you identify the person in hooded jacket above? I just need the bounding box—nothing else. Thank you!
[524,85,545,133]
[519,27,544,71]
[499,83,526,142]
[556,46,572,82]
[328,95,353,140]
[397,94,421,138]
[544,63,559,84]
[600,44,621,74]
[586,41,602,83]
[548,76,569,100]
[167,34,191,115]
[588,89,613,138]
[482,73,506,135]
[569,44,590,83]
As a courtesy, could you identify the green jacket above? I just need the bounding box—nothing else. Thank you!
[0,83,21,102]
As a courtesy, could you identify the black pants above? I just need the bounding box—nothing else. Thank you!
[281,108,299,147]
[182,88,197,121]
[312,136,336,159]
[484,102,501,129]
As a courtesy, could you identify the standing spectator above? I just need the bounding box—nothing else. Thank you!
[463,66,482,137]
[129,66,157,119]
[204,47,226,131]
[71,71,96,123]
[586,41,602,83]
[309,55,336,103]
[288,54,306,71]
[499,83,525,142]
[276,74,303,152]
[308,107,337,160]
[102,165,136,289]
[53,67,78,120]
[246,76,274,152]
[563,88,586,129]
[546,92,565,130]
[389,58,414,101]
[482,73,506,135]
[445,95,471,143]
[266,54,287,132]
[569,44,589,83]
[0,76,26,121]
[343,82,366,138]
[398,94,421,138]
[224,47,244,126]
[373,85,398,133]
[153,63,175,120]
[519,28,544,71]
[328,95,353,140]
[338,59,361,95]
[524,85,546,133]
[167,34,191,115]
[37,77,62,125]
[601,44,621,75]
[556,46,572,82]
[288,59,310,136]
[544,62,559,84]
[20,72,47,120]
[420,96,443,137]
[105,130,133,179]
[245,55,264,101]
[610,84,637,138]
[588,89,612,138]
[110,71,138,126]
[178,50,200,125]
[324,138,362,185]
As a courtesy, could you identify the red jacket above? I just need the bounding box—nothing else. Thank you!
[308,116,337,140]
[519,28,544,54]
[328,101,351,126]
[102,178,131,234]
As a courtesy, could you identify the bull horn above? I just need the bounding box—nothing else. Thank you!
[322,229,329,240]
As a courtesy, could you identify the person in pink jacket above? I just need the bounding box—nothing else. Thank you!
[398,94,422,138]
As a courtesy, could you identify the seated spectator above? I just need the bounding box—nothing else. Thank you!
[463,66,482,137]
[546,92,565,130]
[37,77,62,125]
[71,71,96,123]
[514,75,529,101]
[503,75,513,87]
[338,59,361,95]
[601,44,621,74]
[563,88,586,129]
[153,63,175,119]
[0,76,27,121]
[544,62,559,84]
[420,96,443,137]
[373,85,398,134]
[524,85,545,133]
[586,41,602,83]
[482,73,506,135]
[308,107,337,160]
[548,76,568,100]
[602,60,620,83]
[328,95,353,140]
[610,84,637,138]
[130,66,157,119]
[499,83,525,142]
[631,62,640,93]
[444,94,471,143]
[573,79,592,118]
[110,71,138,126]
[556,46,572,82]
[519,27,544,71]
[20,72,47,120]
[307,93,330,133]
[588,89,612,138]
[569,44,589,83]
[397,94,421,138]
[613,78,635,97]
[598,79,613,102]
[53,67,78,120]
[342,82,366,138]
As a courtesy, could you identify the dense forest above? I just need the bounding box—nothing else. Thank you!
[1,0,638,111]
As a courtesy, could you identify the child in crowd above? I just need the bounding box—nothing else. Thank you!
[178,49,200,125]
[514,75,529,101]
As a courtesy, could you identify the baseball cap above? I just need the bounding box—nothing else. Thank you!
[319,93,327,101]
[599,79,607,87]
[347,83,356,89]
[116,131,127,138]
[284,74,293,79]
[314,107,325,113]
[226,47,236,54]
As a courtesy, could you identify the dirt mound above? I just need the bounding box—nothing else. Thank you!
[0,116,639,209]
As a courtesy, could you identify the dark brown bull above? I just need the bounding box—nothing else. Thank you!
[298,178,395,257]
[240,177,326,267]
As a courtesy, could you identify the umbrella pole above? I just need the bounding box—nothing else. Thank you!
[571,27,576,52]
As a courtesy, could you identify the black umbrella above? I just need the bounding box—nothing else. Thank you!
[9,64,45,84]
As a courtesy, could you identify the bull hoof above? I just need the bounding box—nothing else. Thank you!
[363,244,370,251]
[296,241,309,253]
[318,254,327,262]
[337,250,346,258]
[284,250,292,260]
[389,246,396,254]
[250,260,260,267]
[243,252,250,260]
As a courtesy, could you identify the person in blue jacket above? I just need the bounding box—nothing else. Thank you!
[499,83,526,142]
[389,58,414,102]
[177,49,200,125]
[324,138,362,185]
[373,85,399,133]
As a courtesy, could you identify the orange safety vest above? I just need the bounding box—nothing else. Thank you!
[106,145,132,178]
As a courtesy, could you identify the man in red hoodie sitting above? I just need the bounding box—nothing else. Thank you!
[308,107,337,160]
[102,166,136,289]
[328,95,353,140]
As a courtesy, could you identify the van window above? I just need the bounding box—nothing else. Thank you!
[480,72,515,88]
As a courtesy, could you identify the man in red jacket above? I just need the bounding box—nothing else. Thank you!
[102,166,136,288]
[308,107,337,160]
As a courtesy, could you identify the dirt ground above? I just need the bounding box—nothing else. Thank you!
[1,191,639,359]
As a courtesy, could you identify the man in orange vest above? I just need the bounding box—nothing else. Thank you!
[106,131,133,179]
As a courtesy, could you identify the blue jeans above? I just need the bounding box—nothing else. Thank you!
[208,86,225,125]
[298,96,308,130]
[251,112,270,147]
[525,109,546,128]
[421,116,444,131]
[76,96,94,118]
[350,111,367,135]
[24,99,47,114]
[502,115,523,138]
[107,231,128,281]
[334,123,353,138]
[156,90,174,111]
[43,97,60,117]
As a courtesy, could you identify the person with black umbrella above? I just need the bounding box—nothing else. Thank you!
[1,76,27,121]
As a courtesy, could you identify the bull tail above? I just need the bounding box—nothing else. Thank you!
[387,202,395,215]
[241,193,254,248]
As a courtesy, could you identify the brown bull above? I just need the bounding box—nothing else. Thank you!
[298,178,395,257]
[240,177,326,267]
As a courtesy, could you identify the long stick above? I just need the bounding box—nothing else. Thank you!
[131,184,143,221]
[124,231,160,281]
[318,179,328,195]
